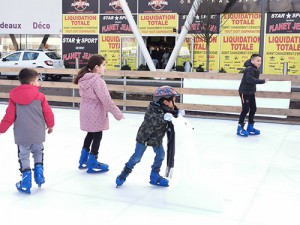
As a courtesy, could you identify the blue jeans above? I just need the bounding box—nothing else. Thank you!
[125,142,165,172]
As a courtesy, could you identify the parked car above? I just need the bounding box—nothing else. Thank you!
[0,49,66,81]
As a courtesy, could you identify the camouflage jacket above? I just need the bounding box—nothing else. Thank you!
[136,102,168,147]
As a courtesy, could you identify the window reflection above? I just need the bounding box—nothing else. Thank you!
[0,34,62,58]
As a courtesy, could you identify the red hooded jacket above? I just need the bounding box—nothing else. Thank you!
[0,84,54,144]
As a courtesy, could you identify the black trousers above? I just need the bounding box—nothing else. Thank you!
[238,93,257,125]
[83,132,103,156]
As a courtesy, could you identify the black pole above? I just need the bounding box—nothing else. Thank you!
[259,0,266,74]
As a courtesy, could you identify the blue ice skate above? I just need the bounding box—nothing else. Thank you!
[34,164,45,188]
[247,123,260,135]
[116,167,132,188]
[16,170,32,194]
[78,148,89,169]
[237,124,249,137]
[86,153,109,174]
[149,171,169,187]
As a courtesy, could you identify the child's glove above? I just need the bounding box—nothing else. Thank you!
[178,109,185,117]
[164,113,174,121]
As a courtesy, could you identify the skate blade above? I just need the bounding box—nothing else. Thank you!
[78,164,88,169]
[36,181,45,188]
[149,181,169,187]
[16,183,31,194]
[87,168,109,174]
[248,132,260,135]
[115,179,124,188]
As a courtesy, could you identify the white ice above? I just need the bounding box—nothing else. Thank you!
[1,103,300,225]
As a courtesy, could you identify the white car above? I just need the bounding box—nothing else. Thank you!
[0,50,66,81]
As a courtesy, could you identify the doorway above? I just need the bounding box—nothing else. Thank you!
[146,36,175,69]
[120,36,137,70]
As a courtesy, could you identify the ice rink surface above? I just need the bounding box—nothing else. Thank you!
[1,104,300,225]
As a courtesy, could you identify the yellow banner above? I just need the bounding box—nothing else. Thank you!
[264,34,300,75]
[63,14,99,34]
[193,35,219,71]
[138,14,178,35]
[177,38,192,68]
[99,34,120,71]
[219,35,260,73]
[221,13,261,34]
[121,37,137,70]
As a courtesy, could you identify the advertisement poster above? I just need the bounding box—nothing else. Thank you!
[219,35,260,73]
[121,37,137,70]
[100,0,138,14]
[177,0,248,14]
[178,14,220,34]
[264,34,300,75]
[99,34,120,70]
[221,13,261,34]
[63,14,99,34]
[138,0,177,13]
[0,0,62,34]
[62,0,99,14]
[138,14,178,35]
[177,38,192,67]
[193,36,219,71]
[268,0,300,12]
[266,12,300,34]
[178,0,300,14]
[100,15,137,34]
[62,35,98,68]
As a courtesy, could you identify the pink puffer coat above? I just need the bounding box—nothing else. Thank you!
[78,73,123,132]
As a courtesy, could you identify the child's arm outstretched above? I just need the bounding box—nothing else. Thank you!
[245,70,266,84]
[94,78,123,120]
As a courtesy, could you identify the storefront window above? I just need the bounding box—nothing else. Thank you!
[0,34,15,57]
[0,34,62,58]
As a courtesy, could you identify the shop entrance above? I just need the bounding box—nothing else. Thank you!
[135,36,194,71]
[146,36,175,69]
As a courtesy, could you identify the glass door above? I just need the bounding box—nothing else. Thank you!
[120,36,137,71]
[177,37,194,71]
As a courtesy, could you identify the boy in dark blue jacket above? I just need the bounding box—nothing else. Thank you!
[237,54,268,137]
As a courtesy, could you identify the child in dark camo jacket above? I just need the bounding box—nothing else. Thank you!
[116,86,184,188]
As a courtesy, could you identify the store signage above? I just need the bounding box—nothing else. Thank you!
[264,35,300,74]
[219,35,260,73]
[63,0,99,14]
[177,0,300,14]
[221,13,261,34]
[138,13,178,35]
[99,34,121,70]
[178,14,220,34]
[100,15,137,33]
[139,0,176,13]
[266,12,300,33]
[0,0,62,34]
[100,0,138,14]
[63,14,99,34]
[193,36,219,71]
[62,34,98,69]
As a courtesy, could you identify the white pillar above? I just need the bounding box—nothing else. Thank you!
[164,0,201,72]
[119,0,156,71]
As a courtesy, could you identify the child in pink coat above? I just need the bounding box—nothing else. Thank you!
[74,55,123,173]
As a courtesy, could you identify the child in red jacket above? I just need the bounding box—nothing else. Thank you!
[0,68,54,194]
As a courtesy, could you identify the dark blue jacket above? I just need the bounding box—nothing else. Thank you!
[238,60,265,95]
